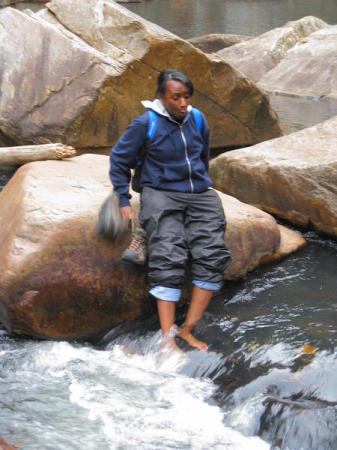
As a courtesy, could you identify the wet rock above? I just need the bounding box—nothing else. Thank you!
[188,33,252,54]
[217,16,327,83]
[0,436,18,450]
[259,26,337,99]
[0,155,303,340]
[40,0,281,149]
[210,115,337,239]
[0,154,147,340]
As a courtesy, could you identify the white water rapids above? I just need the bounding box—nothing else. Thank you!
[0,335,269,449]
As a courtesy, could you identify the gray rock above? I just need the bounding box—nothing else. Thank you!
[210,115,337,238]
[188,33,252,54]
[259,26,337,99]
[217,16,327,83]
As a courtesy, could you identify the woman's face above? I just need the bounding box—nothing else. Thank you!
[159,79,192,120]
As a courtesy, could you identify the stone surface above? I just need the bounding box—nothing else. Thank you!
[188,33,251,54]
[0,7,126,149]
[0,154,304,340]
[0,436,18,450]
[260,225,306,265]
[0,2,282,150]
[210,115,337,239]
[41,0,282,149]
[259,26,337,99]
[217,16,327,83]
[217,193,305,279]
[0,0,46,4]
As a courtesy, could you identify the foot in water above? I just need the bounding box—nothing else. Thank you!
[178,329,208,352]
[159,326,190,364]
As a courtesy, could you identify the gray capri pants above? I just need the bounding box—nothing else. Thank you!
[139,187,231,301]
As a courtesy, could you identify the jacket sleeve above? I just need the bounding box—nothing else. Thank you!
[200,113,210,173]
[109,114,148,207]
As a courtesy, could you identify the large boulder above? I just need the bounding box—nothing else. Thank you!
[210,115,337,239]
[0,154,305,340]
[0,1,282,150]
[259,26,337,99]
[0,7,126,149]
[217,16,327,83]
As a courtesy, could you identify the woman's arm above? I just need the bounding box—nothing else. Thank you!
[109,114,148,207]
[200,113,210,172]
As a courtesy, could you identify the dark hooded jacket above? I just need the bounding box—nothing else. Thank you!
[109,99,212,207]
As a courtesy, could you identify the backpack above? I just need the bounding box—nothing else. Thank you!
[131,108,203,193]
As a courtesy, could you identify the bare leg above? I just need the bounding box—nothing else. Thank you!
[157,300,184,356]
[157,299,176,335]
[179,286,213,351]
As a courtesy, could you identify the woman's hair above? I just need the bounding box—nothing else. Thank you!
[156,69,194,96]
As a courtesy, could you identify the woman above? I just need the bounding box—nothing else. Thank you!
[110,70,231,351]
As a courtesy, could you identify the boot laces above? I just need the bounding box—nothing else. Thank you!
[129,233,144,251]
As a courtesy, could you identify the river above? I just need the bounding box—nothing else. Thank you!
[1,1,337,449]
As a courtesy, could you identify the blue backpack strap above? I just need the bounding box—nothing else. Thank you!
[147,109,158,140]
[191,107,203,134]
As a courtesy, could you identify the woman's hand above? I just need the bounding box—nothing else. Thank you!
[120,205,134,222]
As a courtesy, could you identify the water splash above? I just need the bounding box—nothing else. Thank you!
[0,337,269,450]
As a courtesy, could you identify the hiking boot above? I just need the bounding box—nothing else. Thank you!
[122,227,147,265]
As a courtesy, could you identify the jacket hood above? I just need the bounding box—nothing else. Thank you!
[141,99,192,122]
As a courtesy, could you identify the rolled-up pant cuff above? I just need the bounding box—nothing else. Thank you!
[150,286,181,302]
[193,279,221,291]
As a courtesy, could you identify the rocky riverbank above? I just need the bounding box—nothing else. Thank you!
[0,154,305,340]
[2,1,336,340]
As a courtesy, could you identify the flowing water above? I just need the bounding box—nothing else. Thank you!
[1,1,337,449]
[1,233,337,449]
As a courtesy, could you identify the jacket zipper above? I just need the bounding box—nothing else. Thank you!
[179,124,194,192]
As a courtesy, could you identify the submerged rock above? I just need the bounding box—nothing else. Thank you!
[259,26,337,99]
[210,115,337,239]
[217,16,327,83]
[0,155,304,340]
[0,1,282,150]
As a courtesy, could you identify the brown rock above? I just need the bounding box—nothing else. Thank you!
[0,7,125,149]
[188,33,252,54]
[259,26,337,99]
[217,16,327,83]
[210,115,337,239]
[260,225,306,265]
[0,154,147,340]
[0,2,282,150]
[0,436,18,450]
[0,154,303,340]
[219,192,280,279]
[42,0,282,149]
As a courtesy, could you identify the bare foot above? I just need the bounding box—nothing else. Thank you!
[178,329,208,351]
[159,335,190,366]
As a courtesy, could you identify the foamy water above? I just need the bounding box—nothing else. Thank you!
[0,337,269,450]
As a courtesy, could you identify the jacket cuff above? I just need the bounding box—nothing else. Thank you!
[119,196,131,207]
